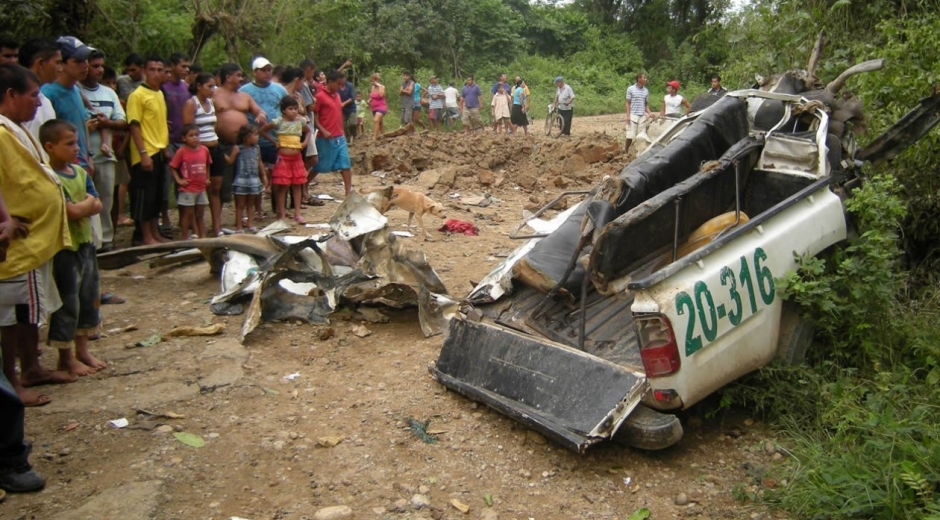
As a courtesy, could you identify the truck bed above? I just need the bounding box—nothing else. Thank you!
[488,284,643,371]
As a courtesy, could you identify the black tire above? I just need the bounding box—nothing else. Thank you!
[776,300,815,364]
[548,113,564,138]
[613,404,684,450]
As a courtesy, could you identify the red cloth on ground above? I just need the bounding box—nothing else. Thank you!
[438,219,479,236]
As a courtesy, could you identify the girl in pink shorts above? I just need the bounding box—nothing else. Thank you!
[261,96,310,224]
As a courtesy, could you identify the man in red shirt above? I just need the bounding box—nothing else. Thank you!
[312,70,352,195]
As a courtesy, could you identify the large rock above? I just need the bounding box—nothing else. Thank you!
[49,480,163,520]
[515,173,537,191]
[575,142,618,164]
[478,169,495,186]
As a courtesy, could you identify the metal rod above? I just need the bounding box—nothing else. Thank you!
[579,272,590,350]
[509,190,591,240]
[671,196,682,263]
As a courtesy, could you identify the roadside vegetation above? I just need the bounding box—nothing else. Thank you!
[4,0,940,517]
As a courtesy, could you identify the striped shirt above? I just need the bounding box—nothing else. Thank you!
[626,84,650,116]
[192,96,219,143]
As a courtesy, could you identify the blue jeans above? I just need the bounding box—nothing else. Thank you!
[0,370,27,469]
[48,243,100,346]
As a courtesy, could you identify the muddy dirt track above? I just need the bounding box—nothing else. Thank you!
[5,115,791,520]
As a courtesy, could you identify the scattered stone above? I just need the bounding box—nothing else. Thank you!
[411,494,432,509]
[155,425,173,434]
[419,485,430,494]
[355,307,389,324]
[772,452,784,461]
[764,440,776,454]
[318,327,335,341]
[313,505,353,520]
[387,499,409,513]
[351,325,372,338]
[688,488,704,502]
[450,498,470,514]
[552,176,570,189]
[316,436,344,448]
[674,492,689,506]
[372,507,386,515]
[480,509,499,520]
[437,167,457,188]
[478,170,495,186]
[58,448,70,457]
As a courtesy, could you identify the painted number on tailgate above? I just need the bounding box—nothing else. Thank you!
[675,248,775,356]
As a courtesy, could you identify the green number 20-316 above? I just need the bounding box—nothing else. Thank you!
[675,248,775,357]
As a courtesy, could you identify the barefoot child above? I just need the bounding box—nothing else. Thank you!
[40,119,107,376]
[169,123,210,239]
[491,84,511,134]
[231,124,267,233]
[261,96,309,224]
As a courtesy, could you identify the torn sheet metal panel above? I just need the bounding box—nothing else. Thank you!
[329,191,388,240]
[358,230,447,294]
[418,288,459,337]
[431,318,648,453]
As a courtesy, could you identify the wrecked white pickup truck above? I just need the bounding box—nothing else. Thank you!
[431,85,940,453]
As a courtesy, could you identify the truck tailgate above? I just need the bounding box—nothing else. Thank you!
[431,318,648,453]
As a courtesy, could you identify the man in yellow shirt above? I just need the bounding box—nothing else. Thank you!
[0,64,71,411]
[126,55,169,245]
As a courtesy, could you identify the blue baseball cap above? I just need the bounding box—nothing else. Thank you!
[554,76,563,84]
[56,36,93,61]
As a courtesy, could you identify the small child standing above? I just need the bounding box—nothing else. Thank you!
[231,124,268,233]
[355,92,366,138]
[491,85,511,134]
[40,120,106,376]
[169,124,210,239]
[262,96,309,224]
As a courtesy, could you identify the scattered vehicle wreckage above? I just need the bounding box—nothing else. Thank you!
[430,56,940,453]
[98,193,457,341]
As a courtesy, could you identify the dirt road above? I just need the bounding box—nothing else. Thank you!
[6,115,787,520]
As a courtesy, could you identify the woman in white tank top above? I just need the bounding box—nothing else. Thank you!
[660,80,691,119]
[182,73,230,236]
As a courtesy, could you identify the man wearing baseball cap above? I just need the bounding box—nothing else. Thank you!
[660,79,691,120]
[41,36,95,171]
[240,57,286,171]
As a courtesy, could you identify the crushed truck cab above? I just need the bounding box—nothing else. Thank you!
[431,89,940,453]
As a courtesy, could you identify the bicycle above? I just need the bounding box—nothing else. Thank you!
[544,104,564,138]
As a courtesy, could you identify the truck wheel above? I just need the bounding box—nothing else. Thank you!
[776,300,815,364]
[613,405,683,450]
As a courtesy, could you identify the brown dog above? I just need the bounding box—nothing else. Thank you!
[360,186,446,240]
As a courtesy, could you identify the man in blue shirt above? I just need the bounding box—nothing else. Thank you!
[41,37,94,172]
[338,78,356,141]
[460,75,483,134]
[239,57,288,169]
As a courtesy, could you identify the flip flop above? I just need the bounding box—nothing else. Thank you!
[293,216,307,225]
[100,292,126,305]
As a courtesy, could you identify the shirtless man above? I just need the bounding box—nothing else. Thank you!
[209,63,266,236]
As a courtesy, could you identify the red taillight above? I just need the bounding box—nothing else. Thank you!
[635,313,681,377]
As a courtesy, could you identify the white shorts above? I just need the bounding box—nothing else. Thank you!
[0,261,61,326]
[626,114,651,140]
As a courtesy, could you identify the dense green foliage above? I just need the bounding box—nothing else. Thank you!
[5,0,940,517]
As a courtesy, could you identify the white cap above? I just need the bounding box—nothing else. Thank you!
[251,57,272,70]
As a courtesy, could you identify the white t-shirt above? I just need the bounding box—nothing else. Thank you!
[444,86,459,108]
[663,94,685,116]
[23,91,57,145]
[79,83,126,163]
[556,84,575,110]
